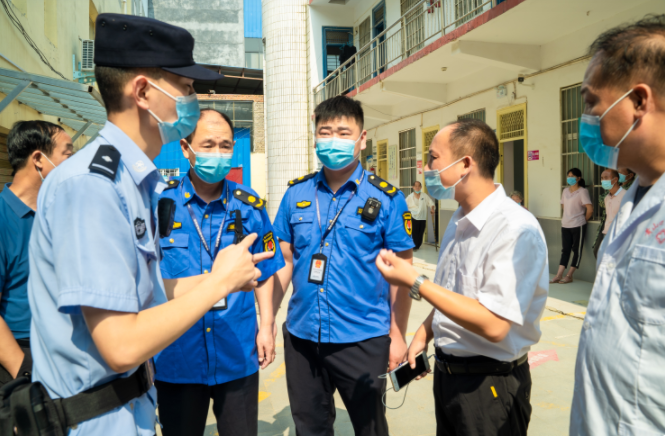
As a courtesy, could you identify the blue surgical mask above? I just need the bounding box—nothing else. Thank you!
[580,89,639,170]
[601,180,615,191]
[187,142,233,184]
[424,157,466,201]
[315,136,360,170]
[147,81,200,145]
[619,173,627,183]
[567,177,578,186]
[414,190,421,194]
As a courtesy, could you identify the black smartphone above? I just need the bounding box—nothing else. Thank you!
[388,352,430,392]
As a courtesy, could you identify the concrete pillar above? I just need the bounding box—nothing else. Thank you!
[263,0,310,220]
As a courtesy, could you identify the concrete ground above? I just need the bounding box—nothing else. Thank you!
[166,244,591,436]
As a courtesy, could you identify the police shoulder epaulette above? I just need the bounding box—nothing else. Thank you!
[163,179,179,191]
[88,145,121,181]
[287,172,317,187]
[233,189,265,210]
[367,174,398,197]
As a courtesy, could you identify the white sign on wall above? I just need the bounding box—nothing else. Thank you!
[388,144,398,182]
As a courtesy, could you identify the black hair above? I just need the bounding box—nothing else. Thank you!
[94,65,165,113]
[314,95,364,130]
[588,14,665,95]
[7,120,64,174]
[185,108,234,143]
[446,119,500,179]
[413,180,422,187]
[603,168,620,180]
[567,168,586,188]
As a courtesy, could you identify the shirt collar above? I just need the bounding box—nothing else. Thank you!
[459,184,506,232]
[0,184,34,218]
[180,172,229,208]
[315,162,365,192]
[97,121,159,186]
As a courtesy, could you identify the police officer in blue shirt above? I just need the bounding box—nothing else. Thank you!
[0,121,72,386]
[273,96,415,435]
[24,14,270,435]
[154,108,284,436]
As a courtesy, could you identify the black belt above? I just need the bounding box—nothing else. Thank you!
[434,349,528,375]
[54,360,154,428]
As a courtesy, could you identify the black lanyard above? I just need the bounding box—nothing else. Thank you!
[314,171,365,253]
[185,183,230,260]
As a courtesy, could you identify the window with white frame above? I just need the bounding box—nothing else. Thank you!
[455,0,484,24]
[399,129,417,196]
[561,83,601,220]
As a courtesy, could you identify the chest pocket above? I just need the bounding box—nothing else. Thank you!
[622,244,665,325]
[343,216,380,255]
[290,212,314,249]
[161,232,190,277]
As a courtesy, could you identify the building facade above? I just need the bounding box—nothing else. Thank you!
[263,0,665,281]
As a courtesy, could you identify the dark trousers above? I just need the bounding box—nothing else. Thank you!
[283,325,390,436]
[434,352,532,436]
[155,371,259,436]
[593,232,605,259]
[559,224,586,268]
[0,338,32,387]
[412,218,427,249]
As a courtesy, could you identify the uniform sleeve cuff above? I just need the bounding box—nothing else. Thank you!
[58,288,140,315]
[258,258,286,280]
[478,295,524,326]
[385,240,416,252]
[274,229,292,244]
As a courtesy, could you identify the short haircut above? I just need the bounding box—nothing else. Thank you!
[588,14,665,95]
[7,120,64,174]
[446,119,500,179]
[186,108,234,143]
[510,191,524,202]
[413,181,422,187]
[603,168,620,179]
[95,65,165,113]
[314,96,364,130]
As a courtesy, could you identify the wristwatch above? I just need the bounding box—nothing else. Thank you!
[410,275,429,301]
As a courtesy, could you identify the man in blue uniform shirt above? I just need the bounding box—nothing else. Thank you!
[25,14,270,435]
[273,96,415,435]
[155,108,284,436]
[0,121,72,386]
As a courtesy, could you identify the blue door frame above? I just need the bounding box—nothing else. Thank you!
[322,27,354,81]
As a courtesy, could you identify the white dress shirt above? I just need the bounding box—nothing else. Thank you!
[432,184,549,361]
[406,192,435,221]
[571,174,665,436]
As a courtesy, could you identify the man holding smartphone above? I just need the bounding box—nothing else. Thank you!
[376,119,548,436]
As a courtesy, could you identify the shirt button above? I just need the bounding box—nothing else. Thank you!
[320,288,324,292]
[299,217,303,221]
[204,214,209,219]
[206,328,211,333]
[329,219,333,223]
[325,242,329,246]
[169,238,174,243]
[333,198,337,202]
[360,225,364,229]
[185,192,191,198]
[204,270,209,274]
[583,322,590,330]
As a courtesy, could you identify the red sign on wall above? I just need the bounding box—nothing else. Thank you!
[227,167,243,184]
[417,160,423,175]
[527,150,539,161]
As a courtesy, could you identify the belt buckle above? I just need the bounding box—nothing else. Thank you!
[140,359,156,392]
[445,361,452,374]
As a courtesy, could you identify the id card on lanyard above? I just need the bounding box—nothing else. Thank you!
[186,183,232,310]
[309,172,364,285]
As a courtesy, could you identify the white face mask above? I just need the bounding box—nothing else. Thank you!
[37,152,56,181]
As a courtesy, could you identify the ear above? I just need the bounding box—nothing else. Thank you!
[132,75,151,111]
[359,130,367,151]
[631,83,653,119]
[31,150,44,170]
[180,138,191,159]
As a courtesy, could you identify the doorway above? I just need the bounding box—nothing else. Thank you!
[496,103,527,207]
[377,139,388,180]
[372,2,386,75]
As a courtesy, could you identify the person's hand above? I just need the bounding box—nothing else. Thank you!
[272,320,278,342]
[407,329,431,381]
[211,234,274,294]
[375,249,419,288]
[257,324,276,369]
[388,332,407,371]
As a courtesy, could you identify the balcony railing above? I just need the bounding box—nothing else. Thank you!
[313,0,498,105]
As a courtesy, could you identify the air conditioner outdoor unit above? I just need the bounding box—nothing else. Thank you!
[81,39,95,71]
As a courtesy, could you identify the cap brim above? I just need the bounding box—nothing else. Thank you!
[162,64,224,82]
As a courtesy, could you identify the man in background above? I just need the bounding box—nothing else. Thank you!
[0,120,72,386]
[405,181,435,251]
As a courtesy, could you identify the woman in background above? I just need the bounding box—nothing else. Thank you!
[510,191,527,209]
[551,168,593,284]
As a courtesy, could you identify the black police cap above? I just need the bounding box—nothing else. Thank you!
[94,13,223,82]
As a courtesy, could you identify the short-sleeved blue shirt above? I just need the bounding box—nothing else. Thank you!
[154,174,284,385]
[0,184,34,339]
[273,163,414,343]
[28,122,167,435]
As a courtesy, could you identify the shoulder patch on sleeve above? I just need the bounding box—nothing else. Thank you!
[263,231,277,253]
[287,172,317,187]
[163,179,179,191]
[367,174,398,197]
[233,189,265,210]
[88,145,120,181]
[403,212,413,236]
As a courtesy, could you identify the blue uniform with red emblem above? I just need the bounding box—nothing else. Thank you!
[154,173,284,435]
